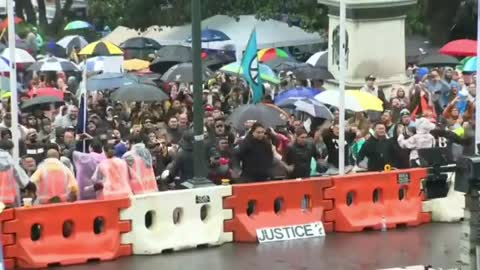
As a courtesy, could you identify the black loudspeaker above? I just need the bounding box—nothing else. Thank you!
[455,156,480,193]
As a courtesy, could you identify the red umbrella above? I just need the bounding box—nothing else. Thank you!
[28,87,64,99]
[0,17,23,29]
[439,39,477,56]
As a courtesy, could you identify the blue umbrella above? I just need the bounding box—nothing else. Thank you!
[186,29,230,43]
[86,73,137,91]
[463,57,477,72]
[274,87,323,106]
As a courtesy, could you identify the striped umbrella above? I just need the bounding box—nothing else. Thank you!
[79,41,123,56]
[1,48,35,63]
[57,35,88,50]
[258,48,289,63]
[64,20,92,31]
[28,56,79,72]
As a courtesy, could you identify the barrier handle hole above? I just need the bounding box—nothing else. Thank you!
[302,195,312,212]
[399,187,407,201]
[62,220,74,238]
[31,224,42,241]
[373,189,382,203]
[93,217,105,234]
[145,211,155,229]
[346,191,355,206]
[247,200,256,217]
[274,197,284,215]
[200,205,210,222]
[173,207,183,225]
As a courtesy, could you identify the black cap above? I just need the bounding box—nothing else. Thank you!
[365,74,376,81]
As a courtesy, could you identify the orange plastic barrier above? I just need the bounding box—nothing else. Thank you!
[4,198,132,268]
[324,169,431,232]
[0,209,15,269]
[224,178,333,242]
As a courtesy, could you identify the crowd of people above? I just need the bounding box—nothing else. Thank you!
[0,50,476,208]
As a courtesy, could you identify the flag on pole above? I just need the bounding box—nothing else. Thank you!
[75,68,88,152]
[241,30,263,104]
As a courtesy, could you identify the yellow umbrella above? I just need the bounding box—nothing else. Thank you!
[346,90,383,112]
[79,41,123,56]
[123,59,151,71]
[1,91,11,99]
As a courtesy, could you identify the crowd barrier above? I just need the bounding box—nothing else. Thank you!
[3,198,131,269]
[0,169,436,268]
[324,168,431,232]
[224,177,333,242]
[0,209,15,269]
[121,185,232,254]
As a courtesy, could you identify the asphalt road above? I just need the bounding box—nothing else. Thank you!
[54,223,463,270]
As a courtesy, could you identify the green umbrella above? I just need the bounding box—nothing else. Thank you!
[457,56,472,72]
[220,62,280,84]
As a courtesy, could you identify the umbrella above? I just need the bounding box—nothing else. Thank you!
[28,56,79,72]
[220,62,280,84]
[226,103,288,130]
[186,29,230,43]
[149,45,193,73]
[346,90,384,111]
[1,48,35,63]
[21,96,64,111]
[110,84,169,102]
[204,52,236,70]
[0,57,10,72]
[258,48,289,63]
[264,59,306,72]
[0,76,22,91]
[417,54,459,67]
[64,20,92,31]
[57,35,88,50]
[306,51,328,68]
[87,73,137,91]
[294,99,333,120]
[79,41,123,56]
[0,17,22,29]
[120,37,162,50]
[123,59,151,71]
[274,87,322,105]
[28,87,64,99]
[463,57,477,72]
[439,39,477,57]
[161,63,213,83]
[293,65,334,81]
[315,90,383,112]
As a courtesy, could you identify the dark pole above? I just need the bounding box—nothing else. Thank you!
[182,0,213,188]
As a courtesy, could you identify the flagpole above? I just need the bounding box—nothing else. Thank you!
[475,0,480,154]
[7,0,19,161]
[338,0,346,175]
[82,65,87,152]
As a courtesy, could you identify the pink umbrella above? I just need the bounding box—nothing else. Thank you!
[439,39,477,56]
[28,87,64,99]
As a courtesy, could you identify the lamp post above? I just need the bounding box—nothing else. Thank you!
[338,0,346,175]
[182,0,213,188]
[7,0,19,162]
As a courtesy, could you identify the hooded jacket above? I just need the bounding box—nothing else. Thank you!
[398,118,436,161]
[0,150,30,205]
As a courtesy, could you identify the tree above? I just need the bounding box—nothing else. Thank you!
[88,0,327,32]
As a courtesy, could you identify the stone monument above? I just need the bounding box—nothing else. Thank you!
[317,0,416,93]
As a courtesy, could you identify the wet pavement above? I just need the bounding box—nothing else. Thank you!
[54,223,463,270]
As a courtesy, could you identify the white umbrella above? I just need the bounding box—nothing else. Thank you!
[0,57,10,72]
[314,90,364,112]
[28,56,79,72]
[306,51,327,68]
[57,35,88,50]
[1,48,35,63]
[294,99,334,120]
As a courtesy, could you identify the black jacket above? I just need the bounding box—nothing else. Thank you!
[358,136,393,172]
[285,142,320,178]
[235,135,274,182]
[430,129,463,163]
[323,130,356,168]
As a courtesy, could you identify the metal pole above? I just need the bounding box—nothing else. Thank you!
[192,0,206,178]
[475,0,480,154]
[338,0,346,175]
[7,0,19,161]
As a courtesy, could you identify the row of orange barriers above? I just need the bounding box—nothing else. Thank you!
[224,168,431,242]
[0,168,431,268]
